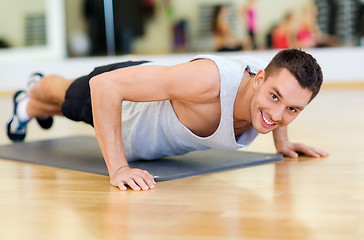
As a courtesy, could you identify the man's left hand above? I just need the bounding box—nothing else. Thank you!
[276,142,329,158]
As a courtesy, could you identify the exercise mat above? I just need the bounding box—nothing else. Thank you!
[0,136,283,181]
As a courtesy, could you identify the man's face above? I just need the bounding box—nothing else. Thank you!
[250,68,313,134]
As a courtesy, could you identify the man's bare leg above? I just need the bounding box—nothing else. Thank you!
[27,74,73,117]
[7,74,73,141]
[27,98,64,117]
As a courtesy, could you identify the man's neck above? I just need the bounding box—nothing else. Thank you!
[233,70,255,123]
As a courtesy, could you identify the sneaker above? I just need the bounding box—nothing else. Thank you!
[27,73,54,130]
[36,116,53,129]
[7,90,30,141]
[26,72,43,91]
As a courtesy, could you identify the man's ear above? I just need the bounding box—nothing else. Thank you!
[253,69,265,90]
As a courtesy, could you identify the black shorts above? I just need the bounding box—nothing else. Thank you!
[61,60,149,126]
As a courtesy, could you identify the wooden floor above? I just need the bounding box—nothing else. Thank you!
[0,87,363,240]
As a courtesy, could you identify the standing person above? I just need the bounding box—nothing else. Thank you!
[272,12,299,49]
[7,49,328,191]
[297,3,338,48]
[242,0,258,49]
[83,0,107,55]
[212,5,243,51]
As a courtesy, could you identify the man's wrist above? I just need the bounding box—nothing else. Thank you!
[109,165,130,177]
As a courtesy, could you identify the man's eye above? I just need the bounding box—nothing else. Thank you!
[288,107,296,113]
[271,94,278,101]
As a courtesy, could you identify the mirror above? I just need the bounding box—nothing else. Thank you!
[0,0,66,62]
[1,0,363,59]
[0,0,46,48]
[65,0,363,57]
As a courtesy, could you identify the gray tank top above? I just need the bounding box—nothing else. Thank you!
[122,54,268,161]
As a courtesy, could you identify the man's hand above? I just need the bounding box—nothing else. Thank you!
[110,166,156,191]
[273,126,328,158]
[275,141,329,158]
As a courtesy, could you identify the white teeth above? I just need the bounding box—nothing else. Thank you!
[262,114,274,125]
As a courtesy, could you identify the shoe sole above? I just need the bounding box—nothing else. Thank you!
[7,90,27,142]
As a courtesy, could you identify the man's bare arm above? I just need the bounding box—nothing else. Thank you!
[89,60,220,191]
[90,70,155,191]
[273,126,328,158]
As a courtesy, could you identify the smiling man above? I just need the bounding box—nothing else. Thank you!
[7,48,328,191]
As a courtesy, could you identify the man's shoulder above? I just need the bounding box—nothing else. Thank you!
[191,54,268,73]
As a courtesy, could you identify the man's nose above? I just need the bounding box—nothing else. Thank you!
[270,105,285,122]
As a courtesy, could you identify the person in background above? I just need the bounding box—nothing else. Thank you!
[297,3,337,48]
[212,5,243,52]
[272,12,299,49]
[242,0,258,49]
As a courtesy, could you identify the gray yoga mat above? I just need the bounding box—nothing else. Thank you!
[0,136,283,181]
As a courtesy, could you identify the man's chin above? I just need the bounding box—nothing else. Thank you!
[257,128,273,134]
[252,122,276,134]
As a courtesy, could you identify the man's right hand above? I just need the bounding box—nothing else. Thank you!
[110,166,156,191]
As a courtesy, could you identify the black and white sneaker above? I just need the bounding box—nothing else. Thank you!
[7,90,30,141]
[36,116,53,129]
[26,72,43,90]
[27,73,54,130]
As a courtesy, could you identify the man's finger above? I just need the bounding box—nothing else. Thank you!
[117,183,128,191]
[304,149,320,157]
[280,149,298,158]
[311,147,329,157]
[294,144,329,158]
[287,143,313,157]
[141,170,157,188]
[126,179,141,191]
[133,176,150,191]
[144,178,156,189]
[296,145,321,158]
[287,151,299,158]
[143,170,156,183]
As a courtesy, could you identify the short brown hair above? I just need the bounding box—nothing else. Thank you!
[265,49,323,101]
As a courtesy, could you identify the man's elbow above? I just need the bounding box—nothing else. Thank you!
[89,75,103,93]
[89,74,113,96]
[89,74,123,102]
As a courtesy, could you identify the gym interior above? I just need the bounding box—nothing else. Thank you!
[1,0,364,239]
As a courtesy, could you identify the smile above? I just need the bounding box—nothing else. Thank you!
[261,111,276,127]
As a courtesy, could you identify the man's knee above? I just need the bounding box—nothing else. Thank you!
[30,75,71,104]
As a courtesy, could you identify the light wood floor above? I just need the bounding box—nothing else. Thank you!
[0,88,363,240]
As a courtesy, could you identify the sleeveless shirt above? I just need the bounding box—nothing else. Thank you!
[121,54,268,161]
